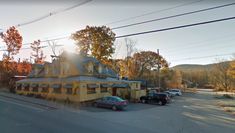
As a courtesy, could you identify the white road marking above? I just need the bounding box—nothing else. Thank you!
[0,98,44,112]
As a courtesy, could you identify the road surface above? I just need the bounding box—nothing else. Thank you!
[0,90,235,133]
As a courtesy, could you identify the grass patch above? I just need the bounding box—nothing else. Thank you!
[184,88,197,93]
[214,94,234,99]
[217,100,235,115]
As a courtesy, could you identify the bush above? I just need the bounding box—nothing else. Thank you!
[223,94,234,99]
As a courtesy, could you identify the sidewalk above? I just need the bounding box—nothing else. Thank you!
[0,91,60,109]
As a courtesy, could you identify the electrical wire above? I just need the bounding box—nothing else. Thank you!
[1,15,235,51]
[112,2,235,30]
[14,0,92,28]
[170,53,234,62]
[105,0,204,26]
[115,16,235,38]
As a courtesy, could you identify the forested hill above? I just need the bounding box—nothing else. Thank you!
[172,64,212,71]
[172,61,231,72]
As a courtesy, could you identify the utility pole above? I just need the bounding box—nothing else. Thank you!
[157,49,161,89]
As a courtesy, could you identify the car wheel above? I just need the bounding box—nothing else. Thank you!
[112,105,117,111]
[94,103,98,107]
[141,99,146,104]
[159,101,163,105]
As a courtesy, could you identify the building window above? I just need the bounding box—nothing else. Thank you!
[40,84,49,93]
[66,88,73,94]
[63,84,73,94]
[87,62,94,74]
[53,88,61,94]
[32,84,39,92]
[23,84,30,91]
[87,84,98,94]
[52,84,62,94]
[16,84,22,90]
[87,88,96,94]
[101,87,108,93]
[42,87,49,93]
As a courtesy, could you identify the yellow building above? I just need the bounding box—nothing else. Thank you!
[16,52,145,102]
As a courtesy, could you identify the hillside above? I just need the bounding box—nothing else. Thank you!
[172,61,231,72]
[172,64,212,71]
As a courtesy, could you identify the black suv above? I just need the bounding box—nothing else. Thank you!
[140,93,169,105]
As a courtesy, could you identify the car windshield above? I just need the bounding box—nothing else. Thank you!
[111,96,124,101]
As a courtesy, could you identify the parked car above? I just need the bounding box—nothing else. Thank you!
[164,91,175,97]
[169,89,182,96]
[93,96,128,111]
[140,93,168,105]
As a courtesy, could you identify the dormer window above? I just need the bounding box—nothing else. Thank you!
[87,62,94,74]
[98,64,102,74]
[45,66,49,74]
[35,68,39,75]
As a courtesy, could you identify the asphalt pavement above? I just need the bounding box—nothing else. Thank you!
[0,89,235,133]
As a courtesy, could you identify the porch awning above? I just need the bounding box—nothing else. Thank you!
[52,84,61,89]
[112,83,129,88]
[100,84,110,88]
[87,84,99,89]
[40,84,49,88]
[16,83,22,87]
[31,83,38,88]
[63,84,73,89]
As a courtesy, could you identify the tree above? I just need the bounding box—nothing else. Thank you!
[124,38,137,57]
[166,70,182,88]
[30,40,46,64]
[0,26,23,61]
[17,59,32,76]
[228,60,235,78]
[71,25,116,64]
[210,61,233,92]
[132,51,168,78]
[116,51,168,80]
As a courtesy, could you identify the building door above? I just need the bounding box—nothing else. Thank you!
[112,88,117,96]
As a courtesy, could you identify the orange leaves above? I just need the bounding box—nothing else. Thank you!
[71,25,116,63]
[30,40,46,64]
[17,60,32,75]
[1,26,23,60]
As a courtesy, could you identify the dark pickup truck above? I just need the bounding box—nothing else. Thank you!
[140,93,169,105]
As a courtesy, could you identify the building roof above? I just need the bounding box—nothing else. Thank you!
[17,76,140,84]
[65,52,117,78]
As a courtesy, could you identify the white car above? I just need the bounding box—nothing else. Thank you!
[169,89,182,96]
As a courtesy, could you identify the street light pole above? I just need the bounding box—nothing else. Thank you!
[157,49,161,89]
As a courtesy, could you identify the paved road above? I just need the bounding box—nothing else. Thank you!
[0,90,235,133]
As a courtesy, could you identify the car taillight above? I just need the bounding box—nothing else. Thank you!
[119,101,127,105]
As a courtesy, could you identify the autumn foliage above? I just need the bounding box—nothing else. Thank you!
[0,27,32,89]
[71,25,116,64]
[0,26,23,60]
[30,40,46,64]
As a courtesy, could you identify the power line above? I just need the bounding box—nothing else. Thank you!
[1,15,235,51]
[105,0,204,26]
[164,36,235,55]
[115,16,235,38]
[170,53,234,62]
[112,2,235,30]
[11,0,92,28]
[1,0,203,46]
[2,1,233,48]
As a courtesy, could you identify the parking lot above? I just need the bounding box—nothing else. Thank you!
[74,90,235,133]
[1,90,235,133]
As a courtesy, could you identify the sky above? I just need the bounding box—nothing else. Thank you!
[0,0,235,66]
